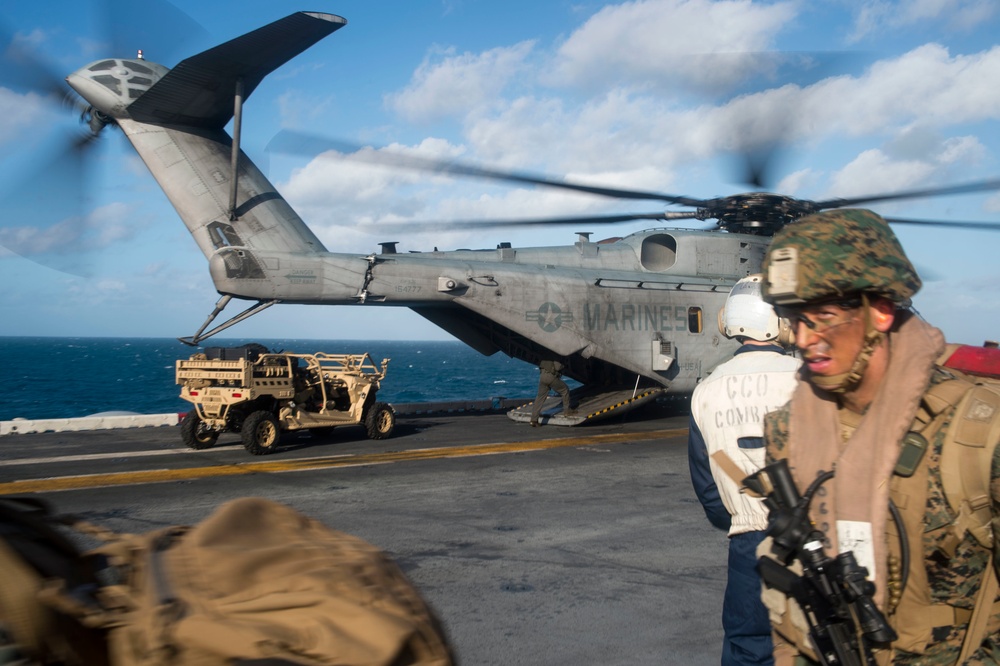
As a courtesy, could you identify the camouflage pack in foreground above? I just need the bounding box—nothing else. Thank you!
[176,345,394,454]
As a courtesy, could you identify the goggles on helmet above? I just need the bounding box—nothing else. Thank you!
[775,297,863,336]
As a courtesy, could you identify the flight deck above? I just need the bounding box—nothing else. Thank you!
[0,408,726,665]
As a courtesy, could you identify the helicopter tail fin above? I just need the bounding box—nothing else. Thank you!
[128,12,346,128]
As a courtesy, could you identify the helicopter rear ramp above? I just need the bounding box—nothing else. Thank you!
[506,387,665,426]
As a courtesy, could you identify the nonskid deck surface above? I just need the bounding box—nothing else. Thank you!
[0,410,727,666]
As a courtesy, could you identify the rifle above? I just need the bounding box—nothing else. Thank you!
[744,459,897,666]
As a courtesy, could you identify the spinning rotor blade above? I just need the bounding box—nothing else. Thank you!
[0,1,208,274]
[720,52,870,191]
[741,147,772,191]
[267,130,708,207]
[734,140,791,191]
[882,216,1000,232]
[0,20,98,274]
[813,177,1000,210]
[0,21,88,118]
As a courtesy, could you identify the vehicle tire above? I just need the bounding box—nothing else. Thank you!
[180,410,218,450]
[365,402,395,440]
[242,410,281,455]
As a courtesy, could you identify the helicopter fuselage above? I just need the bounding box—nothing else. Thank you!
[203,229,770,390]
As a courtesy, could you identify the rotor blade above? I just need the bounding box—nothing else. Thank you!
[267,130,709,207]
[719,51,872,191]
[727,112,794,191]
[813,177,1000,210]
[0,20,71,101]
[883,216,1000,231]
[0,0,203,278]
[738,144,784,190]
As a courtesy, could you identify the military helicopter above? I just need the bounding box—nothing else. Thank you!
[6,10,1000,423]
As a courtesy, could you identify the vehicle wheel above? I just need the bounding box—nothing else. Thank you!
[242,410,281,455]
[180,411,218,450]
[365,402,395,440]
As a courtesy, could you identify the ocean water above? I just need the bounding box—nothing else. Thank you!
[0,337,542,421]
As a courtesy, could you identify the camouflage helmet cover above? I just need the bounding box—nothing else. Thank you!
[761,209,921,306]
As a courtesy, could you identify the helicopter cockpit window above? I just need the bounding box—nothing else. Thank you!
[639,234,677,272]
[128,62,154,75]
[88,60,117,72]
[688,307,703,333]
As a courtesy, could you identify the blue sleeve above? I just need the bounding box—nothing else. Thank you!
[687,414,732,532]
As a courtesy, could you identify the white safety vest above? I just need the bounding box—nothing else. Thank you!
[691,348,801,535]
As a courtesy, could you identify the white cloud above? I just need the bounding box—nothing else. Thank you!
[850,0,998,41]
[826,149,935,198]
[386,41,536,124]
[936,135,987,166]
[276,132,682,252]
[776,168,820,195]
[0,88,59,145]
[281,138,467,206]
[93,278,127,293]
[278,138,486,251]
[8,28,46,51]
[0,201,137,257]
[821,130,987,202]
[64,277,129,305]
[548,0,798,92]
[800,45,1000,135]
[429,40,1000,203]
[916,271,1000,345]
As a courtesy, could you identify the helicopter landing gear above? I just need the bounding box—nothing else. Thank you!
[178,295,281,346]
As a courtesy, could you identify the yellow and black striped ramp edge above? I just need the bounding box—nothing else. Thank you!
[507,388,665,426]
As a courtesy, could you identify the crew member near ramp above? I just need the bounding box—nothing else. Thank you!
[688,274,800,666]
[530,358,574,426]
[758,209,1000,664]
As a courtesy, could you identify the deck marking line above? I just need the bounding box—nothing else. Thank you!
[0,429,686,494]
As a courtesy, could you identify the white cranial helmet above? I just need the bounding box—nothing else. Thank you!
[718,274,790,344]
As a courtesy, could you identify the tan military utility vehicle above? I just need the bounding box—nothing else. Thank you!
[176,344,394,455]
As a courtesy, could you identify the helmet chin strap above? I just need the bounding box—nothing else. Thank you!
[809,294,885,394]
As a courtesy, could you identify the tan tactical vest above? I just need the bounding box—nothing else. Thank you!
[761,369,1000,665]
[885,372,1000,662]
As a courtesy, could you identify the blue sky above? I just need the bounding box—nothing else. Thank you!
[1,0,999,344]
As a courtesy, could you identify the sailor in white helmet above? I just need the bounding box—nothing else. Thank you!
[687,274,801,666]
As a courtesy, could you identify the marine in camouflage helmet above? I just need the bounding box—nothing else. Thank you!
[760,209,921,394]
[761,209,921,307]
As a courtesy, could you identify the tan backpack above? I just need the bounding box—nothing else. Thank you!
[0,497,454,666]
